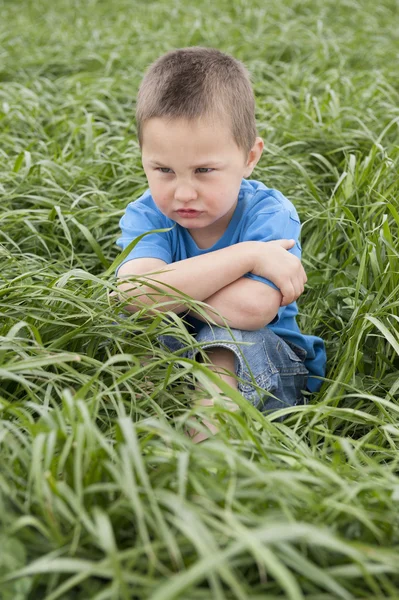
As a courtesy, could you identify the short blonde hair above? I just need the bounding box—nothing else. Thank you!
[136,47,257,155]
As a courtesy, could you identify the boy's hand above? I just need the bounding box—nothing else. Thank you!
[250,239,307,306]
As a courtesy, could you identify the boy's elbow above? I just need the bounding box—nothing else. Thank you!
[258,308,279,329]
[244,309,279,330]
[247,291,281,329]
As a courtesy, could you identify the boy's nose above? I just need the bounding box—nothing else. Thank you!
[174,182,198,203]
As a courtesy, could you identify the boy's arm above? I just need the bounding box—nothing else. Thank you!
[190,201,306,330]
[187,277,282,330]
[116,239,304,329]
[116,241,257,314]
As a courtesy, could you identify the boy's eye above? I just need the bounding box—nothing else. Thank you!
[156,167,213,174]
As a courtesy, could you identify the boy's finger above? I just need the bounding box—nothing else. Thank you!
[278,238,295,250]
[281,282,295,306]
[295,275,304,294]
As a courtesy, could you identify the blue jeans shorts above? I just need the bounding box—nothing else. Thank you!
[158,315,309,414]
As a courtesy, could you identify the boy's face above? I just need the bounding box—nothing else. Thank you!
[141,117,263,246]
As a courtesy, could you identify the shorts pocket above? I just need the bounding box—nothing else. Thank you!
[238,339,279,406]
[243,335,309,411]
[272,338,308,376]
[269,339,308,407]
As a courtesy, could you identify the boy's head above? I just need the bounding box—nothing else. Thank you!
[136,47,257,156]
[136,48,264,244]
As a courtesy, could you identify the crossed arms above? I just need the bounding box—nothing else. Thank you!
[115,240,306,331]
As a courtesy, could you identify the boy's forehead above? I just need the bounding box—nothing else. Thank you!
[141,116,237,154]
[144,114,233,135]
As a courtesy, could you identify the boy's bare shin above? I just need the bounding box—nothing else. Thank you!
[188,347,239,444]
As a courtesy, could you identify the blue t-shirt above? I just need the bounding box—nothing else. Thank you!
[116,179,326,392]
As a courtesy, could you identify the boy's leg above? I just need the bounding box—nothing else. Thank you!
[188,347,239,444]
[158,318,308,441]
[190,324,308,424]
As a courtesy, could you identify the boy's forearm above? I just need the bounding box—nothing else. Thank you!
[118,242,256,314]
[188,277,282,330]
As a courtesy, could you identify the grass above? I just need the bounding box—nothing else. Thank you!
[1,0,399,597]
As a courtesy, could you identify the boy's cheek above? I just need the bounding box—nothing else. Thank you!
[147,182,163,204]
[151,193,170,213]
[152,190,168,205]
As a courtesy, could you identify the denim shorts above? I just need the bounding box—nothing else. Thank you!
[158,315,309,414]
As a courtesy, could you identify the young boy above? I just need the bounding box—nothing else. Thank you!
[115,47,326,441]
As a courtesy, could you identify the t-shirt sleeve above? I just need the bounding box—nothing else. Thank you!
[242,203,302,325]
[116,197,173,274]
[242,204,302,291]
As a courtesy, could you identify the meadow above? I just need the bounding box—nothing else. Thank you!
[1,0,399,597]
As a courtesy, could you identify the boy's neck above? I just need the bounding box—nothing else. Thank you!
[187,228,222,250]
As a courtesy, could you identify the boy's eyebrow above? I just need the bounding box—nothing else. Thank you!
[147,159,225,168]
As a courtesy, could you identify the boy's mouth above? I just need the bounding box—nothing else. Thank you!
[176,209,201,218]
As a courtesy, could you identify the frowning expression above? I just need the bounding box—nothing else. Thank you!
[141,116,263,243]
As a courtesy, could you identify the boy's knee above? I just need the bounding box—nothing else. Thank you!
[198,346,239,392]
[200,346,236,366]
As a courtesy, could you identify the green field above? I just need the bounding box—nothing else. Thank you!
[1,0,399,598]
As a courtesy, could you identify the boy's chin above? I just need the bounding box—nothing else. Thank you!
[173,217,206,228]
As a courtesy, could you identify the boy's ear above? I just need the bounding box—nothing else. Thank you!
[243,137,264,177]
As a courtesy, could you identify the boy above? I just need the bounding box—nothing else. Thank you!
[115,47,326,442]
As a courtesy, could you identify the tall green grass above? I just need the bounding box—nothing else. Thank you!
[1,0,399,597]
